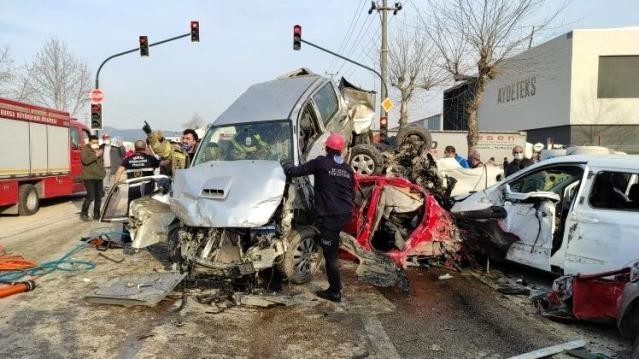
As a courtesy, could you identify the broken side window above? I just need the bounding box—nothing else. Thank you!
[509,166,583,195]
[589,171,639,210]
[298,103,321,156]
[312,83,339,126]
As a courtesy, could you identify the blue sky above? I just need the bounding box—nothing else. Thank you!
[1,0,638,131]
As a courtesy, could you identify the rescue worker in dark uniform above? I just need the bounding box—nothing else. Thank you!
[114,140,160,241]
[282,133,355,303]
[115,140,160,199]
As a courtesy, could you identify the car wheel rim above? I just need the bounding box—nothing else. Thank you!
[27,190,37,210]
[293,237,317,278]
[351,154,375,175]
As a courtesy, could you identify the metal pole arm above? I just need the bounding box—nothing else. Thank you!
[300,39,388,96]
[95,33,190,89]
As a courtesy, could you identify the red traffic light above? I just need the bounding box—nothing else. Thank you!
[139,36,149,56]
[293,24,302,50]
[191,21,200,42]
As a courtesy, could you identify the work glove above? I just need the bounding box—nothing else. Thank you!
[142,121,152,135]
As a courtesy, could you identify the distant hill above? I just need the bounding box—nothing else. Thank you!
[102,126,181,142]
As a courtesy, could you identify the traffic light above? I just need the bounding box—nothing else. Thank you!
[139,36,149,56]
[191,21,200,42]
[91,103,102,130]
[293,25,302,50]
[380,116,388,137]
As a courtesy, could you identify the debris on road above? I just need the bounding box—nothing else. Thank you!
[85,271,187,306]
[532,267,631,323]
[508,339,586,359]
[438,273,453,280]
[340,233,409,291]
[232,293,299,308]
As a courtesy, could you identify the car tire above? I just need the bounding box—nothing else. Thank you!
[396,125,432,151]
[632,335,638,359]
[349,144,384,175]
[278,226,322,284]
[18,184,39,216]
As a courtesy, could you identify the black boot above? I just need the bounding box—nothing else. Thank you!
[315,289,341,303]
[80,201,91,221]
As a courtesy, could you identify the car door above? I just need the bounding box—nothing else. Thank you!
[101,175,169,223]
[501,165,583,271]
[562,167,639,275]
[299,100,328,164]
[311,82,351,145]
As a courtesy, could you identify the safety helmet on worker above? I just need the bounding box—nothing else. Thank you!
[325,133,346,152]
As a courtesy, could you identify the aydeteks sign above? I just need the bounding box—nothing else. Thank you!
[497,76,536,104]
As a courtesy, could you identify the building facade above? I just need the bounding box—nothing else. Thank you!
[446,27,639,153]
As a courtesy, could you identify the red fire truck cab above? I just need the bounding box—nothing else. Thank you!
[0,97,91,215]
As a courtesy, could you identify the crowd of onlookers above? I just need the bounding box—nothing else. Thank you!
[443,144,537,177]
[78,128,201,222]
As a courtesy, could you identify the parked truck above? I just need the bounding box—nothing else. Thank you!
[0,97,91,215]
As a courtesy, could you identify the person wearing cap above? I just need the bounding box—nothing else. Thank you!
[281,133,355,303]
[505,145,534,177]
[468,149,483,168]
[100,133,125,191]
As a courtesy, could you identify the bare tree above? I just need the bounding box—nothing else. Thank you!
[182,112,205,129]
[19,38,91,116]
[423,0,565,152]
[389,28,444,127]
[0,46,15,97]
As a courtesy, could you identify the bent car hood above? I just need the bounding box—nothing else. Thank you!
[170,160,286,227]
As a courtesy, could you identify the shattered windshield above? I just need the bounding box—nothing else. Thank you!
[192,120,293,165]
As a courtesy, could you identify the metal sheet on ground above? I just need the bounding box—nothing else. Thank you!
[85,272,186,306]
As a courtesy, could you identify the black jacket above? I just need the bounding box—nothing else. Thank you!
[283,155,355,217]
[505,158,534,177]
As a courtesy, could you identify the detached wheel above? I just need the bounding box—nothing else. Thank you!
[279,227,322,284]
[18,184,39,216]
[349,144,383,175]
[396,125,432,151]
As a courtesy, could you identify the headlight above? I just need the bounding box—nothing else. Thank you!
[631,261,639,283]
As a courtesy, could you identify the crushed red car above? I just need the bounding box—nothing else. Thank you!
[533,261,639,357]
[342,175,461,269]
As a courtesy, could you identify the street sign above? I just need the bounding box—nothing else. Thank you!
[90,89,104,104]
[382,97,393,112]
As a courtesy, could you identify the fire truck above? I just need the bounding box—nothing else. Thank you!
[0,97,91,215]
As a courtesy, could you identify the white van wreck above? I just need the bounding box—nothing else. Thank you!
[452,155,639,275]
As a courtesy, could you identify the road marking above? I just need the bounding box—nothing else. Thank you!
[361,314,401,359]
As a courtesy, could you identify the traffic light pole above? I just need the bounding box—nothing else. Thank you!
[299,39,388,102]
[94,32,190,89]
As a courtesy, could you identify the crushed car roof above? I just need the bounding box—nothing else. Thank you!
[213,74,325,126]
[508,154,639,177]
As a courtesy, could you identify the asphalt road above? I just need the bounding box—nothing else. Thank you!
[0,199,632,358]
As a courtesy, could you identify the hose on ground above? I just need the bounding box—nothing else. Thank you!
[0,242,95,284]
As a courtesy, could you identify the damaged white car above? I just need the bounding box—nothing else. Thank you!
[452,155,639,275]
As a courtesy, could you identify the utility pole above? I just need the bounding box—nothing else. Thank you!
[369,1,402,137]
